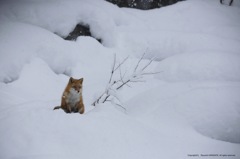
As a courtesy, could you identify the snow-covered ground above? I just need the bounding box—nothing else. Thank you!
[0,0,240,158]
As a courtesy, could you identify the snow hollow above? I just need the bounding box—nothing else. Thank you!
[0,0,240,159]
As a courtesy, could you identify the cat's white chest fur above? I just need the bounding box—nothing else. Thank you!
[65,88,81,107]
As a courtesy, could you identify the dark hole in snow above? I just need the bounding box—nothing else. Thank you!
[106,0,185,10]
[64,24,102,43]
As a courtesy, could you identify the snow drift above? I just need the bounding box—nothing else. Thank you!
[0,0,240,159]
[155,52,240,82]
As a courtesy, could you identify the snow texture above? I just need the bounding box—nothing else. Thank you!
[0,0,240,159]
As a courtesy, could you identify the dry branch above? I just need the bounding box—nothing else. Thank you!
[92,53,159,108]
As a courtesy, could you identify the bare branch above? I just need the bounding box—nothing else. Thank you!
[134,51,146,72]
[130,80,146,83]
[92,52,160,107]
[141,71,163,75]
[120,69,128,82]
[119,62,131,88]
[115,103,126,111]
[119,59,125,82]
[102,94,110,103]
[111,80,121,86]
[108,53,117,84]
[92,91,106,106]
[114,56,129,71]
[116,79,131,90]
[141,57,156,72]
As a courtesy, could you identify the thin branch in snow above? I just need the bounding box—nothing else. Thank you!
[115,103,126,111]
[108,53,117,84]
[119,62,131,88]
[102,94,111,103]
[141,71,163,75]
[116,79,131,90]
[134,51,146,72]
[92,52,161,108]
[130,80,146,83]
[114,56,129,71]
[141,56,156,72]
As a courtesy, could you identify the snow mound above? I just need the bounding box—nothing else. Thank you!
[0,102,178,159]
[0,19,113,84]
[1,0,240,158]
[155,52,240,82]
[0,0,134,47]
[116,0,240,58]
[125,82,240,144]
[0,20,63,83]
[174,85,240,144]
[118,32,240,60]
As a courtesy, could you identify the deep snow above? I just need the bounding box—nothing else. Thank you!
[0,0,240,159]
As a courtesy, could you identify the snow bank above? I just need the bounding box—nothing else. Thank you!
[125,82,240,144]
[1,0,240,60]
[0,20,63,83]
[155,52,240,82]
[116,0,240,58]
[0,101,180,159]
[1,0,240,158]
[0,0,135,47]
[0,19,113,83]
[174,85,240,144]
[117,31,240,60]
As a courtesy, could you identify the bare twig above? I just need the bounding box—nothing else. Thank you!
[115,103,126,111]
[108,54,117,84]
[141,71,163,75]
[141,57,156,72]
[130,80,146,83]
[92,52,160,107]
[114,56,129,71]
[134,51,146,72]
[102,94,111,103]
[92,92,105,106]
[116,79,131,90]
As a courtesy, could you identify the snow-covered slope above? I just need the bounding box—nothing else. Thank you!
[0,0,240,158]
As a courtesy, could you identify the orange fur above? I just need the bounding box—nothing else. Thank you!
[54,77,85,114]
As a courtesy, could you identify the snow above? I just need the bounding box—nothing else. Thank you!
[155,52,240,82]
[126,82,240,143]
[0,0,240,158]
